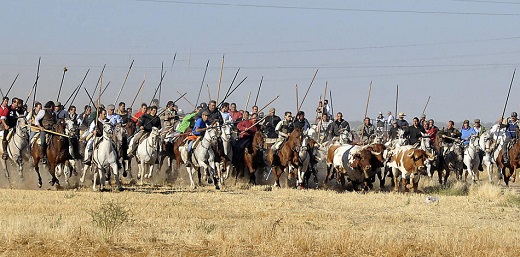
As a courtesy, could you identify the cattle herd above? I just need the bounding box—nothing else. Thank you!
[0,97,517,193]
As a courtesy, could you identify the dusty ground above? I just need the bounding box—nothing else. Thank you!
[0,159,519,256]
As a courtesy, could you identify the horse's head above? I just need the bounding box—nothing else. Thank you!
[205,125,220,145]
[124,122,136,136]
[64,118,77,137]
[289,128,303,152]
[220,122,232,141]
[479,132,493,153]
[253,130,264,150]
[150,127,160,139]
[103,123,114,139]
[112,123,126,142]
[16,118,29,139]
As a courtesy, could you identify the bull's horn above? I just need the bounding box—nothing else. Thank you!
[407,151,414,157]
[371,151,381,156]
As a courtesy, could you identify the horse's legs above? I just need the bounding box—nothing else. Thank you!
[92,167,98,191]
[111,163,123,191]
[80,164,90,184]
[49,164,59,187]
[145,163,154,179]
[16,156,23,178]
[34,161,42,188]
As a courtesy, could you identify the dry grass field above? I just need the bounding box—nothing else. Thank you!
[0,162,520,257]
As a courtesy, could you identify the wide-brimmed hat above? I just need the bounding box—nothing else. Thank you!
[398,112,406,117]
[474,119,480,123]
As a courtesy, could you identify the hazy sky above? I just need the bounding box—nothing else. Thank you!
[2,0,520,123]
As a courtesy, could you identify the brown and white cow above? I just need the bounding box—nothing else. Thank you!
[327,144,383,191]
[387,145,434,192]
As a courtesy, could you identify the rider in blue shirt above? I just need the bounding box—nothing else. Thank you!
[187,111,210,164]
[460,120,477,146]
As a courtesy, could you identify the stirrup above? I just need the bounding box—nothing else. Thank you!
[2,152,7,160]
[42,156,48,164]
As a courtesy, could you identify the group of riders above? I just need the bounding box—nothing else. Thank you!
[1,93,518,187]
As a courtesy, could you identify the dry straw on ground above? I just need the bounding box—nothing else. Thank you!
[0,181,519,257]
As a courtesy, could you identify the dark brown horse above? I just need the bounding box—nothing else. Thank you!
[233,130,265,185]
[266,128,303,187]
[497,139,520,186]
[122,122,136,173]
[31,119,69,188]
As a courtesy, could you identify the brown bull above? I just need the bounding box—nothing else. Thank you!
[387,146,433,192]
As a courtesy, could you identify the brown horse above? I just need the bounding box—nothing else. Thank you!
[266,128,303,187]
[234,130,265,185]
[122,122,136,173]
[497,139,520,186]
[31,119,69,188]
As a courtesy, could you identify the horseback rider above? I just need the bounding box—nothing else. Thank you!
[460,120,477,146]
[34,101,57,164]
[502,112,518,164]
[325,112,350,143]
[376,112,385,132]
[132,103,147,124]
[54,102,67,120]
[115,102,129,124]
[262,108,281,140]
[195,100,223,124]
[396,112,409,130]
[438,120,462,155]
[404,117,425,146]
[2,98,22,160]
[293,111,310,133]
[82,108,109,166]
[186,110,210,165]
[473,119,486,171]
[27,102,43,143]
[272,111,294,153]
[220,102,233,125]
[388,120,400,140]
[106,104,122,126]
[359,117,376,144]
[237,112,260,153]
[159,100,179,140]
[128,105,162,158]
[78,105,92,131]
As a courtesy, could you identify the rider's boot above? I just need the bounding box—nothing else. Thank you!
[1,140,7,160]
[40,143,48,164]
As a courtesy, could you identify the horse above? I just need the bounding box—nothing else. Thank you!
[136,127,160,185]
[112,123,128,177]
[179,124,220,189]
[266,128,303,187]
[434,136,463,186]
[64,118,82,177]
[479,131,502,183]
[496,137,520,186]
[463,135,481,184]
[31,119,69,188]
[87,123,123,191]
[159,120,181,175]
[215,122,233,186]
[122,121,136,173]
[0,118,30,180]
[294,136,310,189]
[234,130,265,185]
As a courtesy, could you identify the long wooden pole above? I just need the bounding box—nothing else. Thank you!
[64,68,90,107]
[501,68,516,122]
[195,60,210,107]
[114,60,134,105]
[298,69,319,112]
[56,67,68,102]
[177,90,195,108]
[218,68,240,108]
[31,57,41,111]
[5,73,19,97]
[360,81,373,145]
[258,95,280,114]
[245,91,251,111]
[254,76,263,106]
[95,74,103,136]
[295,84,299,112]
[216,54,224,103]
[422,96,431,116]
[206,84,211,102]
[92,64,106,94]
[130,73,146,110]
[395,85,399,118]
[329,90,334,118]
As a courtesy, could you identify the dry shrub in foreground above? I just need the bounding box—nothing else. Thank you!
[0,186,519,256]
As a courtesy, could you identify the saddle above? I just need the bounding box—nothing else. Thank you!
[184,136,201,152]
[0,130,14,143]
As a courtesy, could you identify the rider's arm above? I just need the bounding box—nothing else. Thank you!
[275,120,287,137]
[34,110,45,127]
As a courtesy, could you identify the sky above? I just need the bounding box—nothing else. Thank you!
[1,0,520,124]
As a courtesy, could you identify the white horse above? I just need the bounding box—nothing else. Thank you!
[81,123,122,191]
[136,127,160,185]
[479,131,503,183]
[215,122,233,186]
[385,129,406,149]
[1,118,30,180]
[179,124,219,189]
[463,135,481,184]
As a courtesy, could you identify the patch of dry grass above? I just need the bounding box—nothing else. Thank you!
[0,184,519,256]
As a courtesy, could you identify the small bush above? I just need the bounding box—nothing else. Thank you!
[427,181,469,196]
[89,200,133,240]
